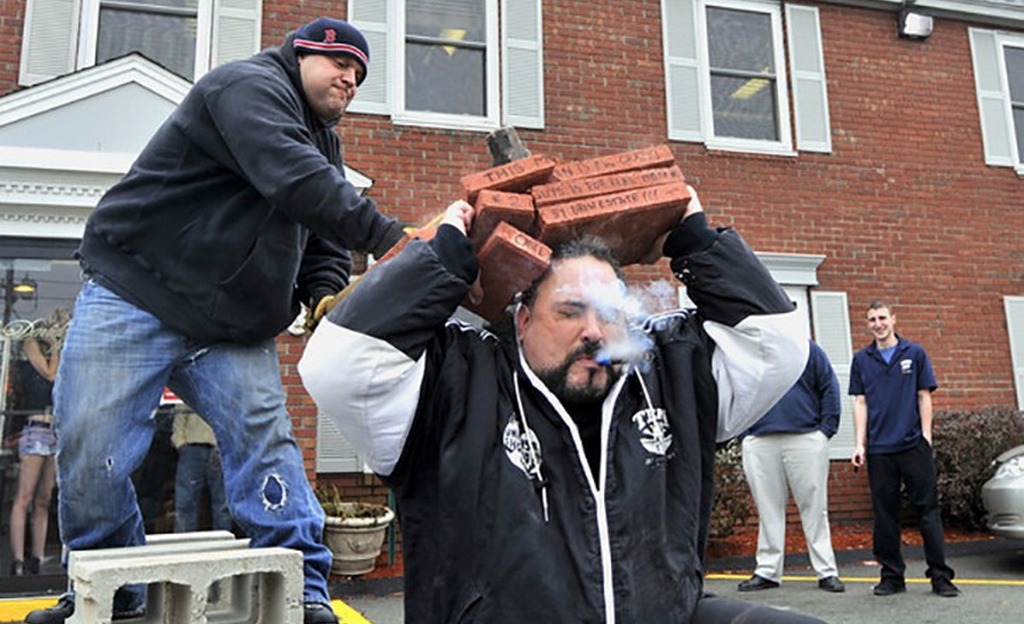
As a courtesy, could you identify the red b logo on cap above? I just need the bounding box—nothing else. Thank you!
[324,28,337,43]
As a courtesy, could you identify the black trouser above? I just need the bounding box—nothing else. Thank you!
[693,594,829,623]
[866,440,955,582]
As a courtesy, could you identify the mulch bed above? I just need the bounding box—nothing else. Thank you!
[706,524,994,559]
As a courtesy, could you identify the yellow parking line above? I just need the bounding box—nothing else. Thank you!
[707,573,1024,586]
[0,597,374,624]
[333,598,373,624]
[0,596,61,623]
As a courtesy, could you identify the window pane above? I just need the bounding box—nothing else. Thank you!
[408,0,485,43]
[97,7,197,79]
[711,75,778,140]
[706,6,778,141]
[706,7,773,74]
[405,41,485,115]
[1006,46,1024,103]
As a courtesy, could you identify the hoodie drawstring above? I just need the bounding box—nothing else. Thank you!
[513,371,550,522]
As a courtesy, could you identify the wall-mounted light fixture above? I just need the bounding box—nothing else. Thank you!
[897,8,934,40]
[2,269,39,325]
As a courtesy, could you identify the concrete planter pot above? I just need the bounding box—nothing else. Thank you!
[322,503,395,576]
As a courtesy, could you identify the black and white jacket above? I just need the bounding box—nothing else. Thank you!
[300,213,807,624]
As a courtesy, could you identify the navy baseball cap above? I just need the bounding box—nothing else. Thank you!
[293,17,370,85]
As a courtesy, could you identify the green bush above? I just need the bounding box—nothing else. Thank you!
[933,406,1024,531]
[710,439,752,538]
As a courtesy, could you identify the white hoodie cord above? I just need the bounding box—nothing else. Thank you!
[513,370,550,523]
[635,369,656,412]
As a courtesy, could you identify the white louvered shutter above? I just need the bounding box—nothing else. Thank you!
[19,0,80,86]
[662,0,703,142]
[786,4,831,153]
[1004,297,1024,411]
[317,411,364,473]
[348,0,391,114]
[969,28,1016,167]
[811,291,854,459]
[211,0,261,70]
[502,0,544,129]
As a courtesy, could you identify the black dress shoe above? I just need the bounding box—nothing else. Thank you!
[818,576,846,593]
[931,576,960,597]
[873,578,907,596]
[23,594,142,623]
[737,575,780,592]
[303,602,339,624]
[24,594,74,624]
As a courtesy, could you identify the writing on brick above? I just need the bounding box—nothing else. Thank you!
[541,184,685,225]
[532,166,683,206]
[552,145,674,181]
[511,230,552,260]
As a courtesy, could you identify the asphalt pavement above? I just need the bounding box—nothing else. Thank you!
[331,538,1024,624]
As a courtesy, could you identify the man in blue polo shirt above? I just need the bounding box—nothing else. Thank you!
[849,300,959,598]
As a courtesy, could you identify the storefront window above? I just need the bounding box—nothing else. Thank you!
[2,256,80,582]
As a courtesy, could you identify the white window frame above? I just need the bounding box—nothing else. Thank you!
[348,0,543,132]
[76,0,214,81]
[391,0,499,132]
[697,0,794,156]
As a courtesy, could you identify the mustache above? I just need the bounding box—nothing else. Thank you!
[567,341,605,364]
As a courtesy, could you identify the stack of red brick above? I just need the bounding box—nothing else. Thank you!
[458,144,692,322]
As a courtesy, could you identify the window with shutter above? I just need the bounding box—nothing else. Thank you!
[347,0,544,131]
[19,0,259,86]
[662,0,829,156]
[969,28,1024,171]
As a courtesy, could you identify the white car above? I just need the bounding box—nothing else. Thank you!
[981,444,1024,540]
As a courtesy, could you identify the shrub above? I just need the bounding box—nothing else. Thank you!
[933,406,1024,531]
[710,439,752,538]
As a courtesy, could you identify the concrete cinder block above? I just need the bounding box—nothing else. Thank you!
[67,535,303,624]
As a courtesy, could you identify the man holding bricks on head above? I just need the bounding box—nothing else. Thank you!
[850,300,959,599]
[26,16,405,624]
[300,190,831,623]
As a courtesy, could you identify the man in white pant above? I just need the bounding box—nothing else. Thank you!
[738,339,846,593]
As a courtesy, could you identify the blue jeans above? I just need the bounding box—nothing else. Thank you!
[54,280,332,610]
[174,444,232,533]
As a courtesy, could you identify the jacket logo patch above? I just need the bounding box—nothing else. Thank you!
[900,358,913,375]
[631,408,672,456]
[503,416,543,479]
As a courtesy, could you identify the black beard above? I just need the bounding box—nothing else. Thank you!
[535,342,621,407]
